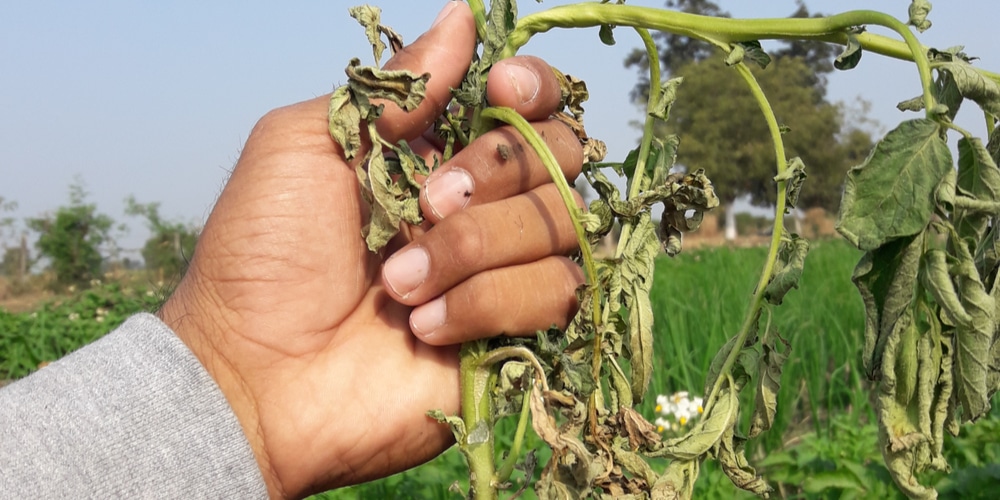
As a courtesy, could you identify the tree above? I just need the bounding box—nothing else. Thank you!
[625,0,875,235]
[662,56,873,211]
[124,196,199,280]
[27,182,114,290]
[0,197,29,284]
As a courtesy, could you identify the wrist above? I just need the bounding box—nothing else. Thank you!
[157,275,286,499]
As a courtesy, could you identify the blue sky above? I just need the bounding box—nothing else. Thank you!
[1,1,996,254]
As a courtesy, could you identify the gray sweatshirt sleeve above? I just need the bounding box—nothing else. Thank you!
[0,313,268,499]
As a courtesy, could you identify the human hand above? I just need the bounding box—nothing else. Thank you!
[156,2,584,498]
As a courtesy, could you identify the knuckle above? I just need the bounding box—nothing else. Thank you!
[441,211,487,268]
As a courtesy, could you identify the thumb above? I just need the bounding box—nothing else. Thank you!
[375,1,476,142]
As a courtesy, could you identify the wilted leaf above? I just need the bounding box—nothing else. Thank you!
[648,78,683,122]
[618,407,661,451]
[764,232,809,306]
[482,0,517,67]
[955,137,1000,244]
[650,384,738,461]
[897,68,964,120]
[530,385,596,498]
[724,41,769,68]
[599,24,616,45]
[936,60,1000,118]
[345,58,429,112]
[650,460,698,499]
[921,249,973,327]
[749,332,791,438]
[621,214,659,402]
[775,157,807,211]
[351,148,400,251]
[908,0,933,32]
[851,233,923,378]
[951,239,995,421]
[874,306,936,499]
[837,119,952,251]
[496,361,531,417]
[427,409,467,444]
[348,5,387,65]
[834,28,864,70]
[714,427,771,496]
[608,361,633,412]
[328,85,363,160]
[554,69,591,122]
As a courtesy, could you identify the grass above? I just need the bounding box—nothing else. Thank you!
[4,240,997,498]
[643,239,871,450]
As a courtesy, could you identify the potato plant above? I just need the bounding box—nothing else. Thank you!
[329,1,1000,498]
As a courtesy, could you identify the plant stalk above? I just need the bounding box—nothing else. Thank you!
[460,341,499,500]
[614,27,662,259]
[480,107,600,321]
[501,5,994,117]
[495,384,532,484]
[703,61,789,415]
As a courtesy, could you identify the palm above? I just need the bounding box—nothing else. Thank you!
[195,95,459,489]
[158,5,586,497]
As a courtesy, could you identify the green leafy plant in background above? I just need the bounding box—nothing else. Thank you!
[26,181,116,291]
[329,1,1000,498]
[0,281,165,380]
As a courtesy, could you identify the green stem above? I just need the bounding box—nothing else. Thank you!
[703,61,789,415]
[459,344,550,499]
[495,383,532,484]
[502,5,957,118]
[615,27,662,259]
[460,340,498,500]
[480,107,600,320]
[466,0,488,43]
[480,106,606,433]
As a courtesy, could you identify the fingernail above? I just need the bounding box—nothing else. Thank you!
[424,168,474,219]
[431,1,461,28]
[384,246,430,298]
[411,296,447,338]
[505,62,540,105]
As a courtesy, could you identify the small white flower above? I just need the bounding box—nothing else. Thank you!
[651,390,704,431]
[68,312,80,321]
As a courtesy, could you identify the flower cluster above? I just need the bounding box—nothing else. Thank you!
[653,391,704,433]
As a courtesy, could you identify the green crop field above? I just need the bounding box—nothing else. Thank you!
[3,240,998,498]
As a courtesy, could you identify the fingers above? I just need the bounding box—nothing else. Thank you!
[408,256,584,345]
[420,121,584,221]
[385,184,583,303]
[487,56,563,121]
[419,53,583,223]
[375,2,476,143]
[382,183,586,344]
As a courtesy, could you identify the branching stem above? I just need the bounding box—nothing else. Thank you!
[501,5,980,119]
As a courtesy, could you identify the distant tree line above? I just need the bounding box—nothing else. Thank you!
[0,181,199,291]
